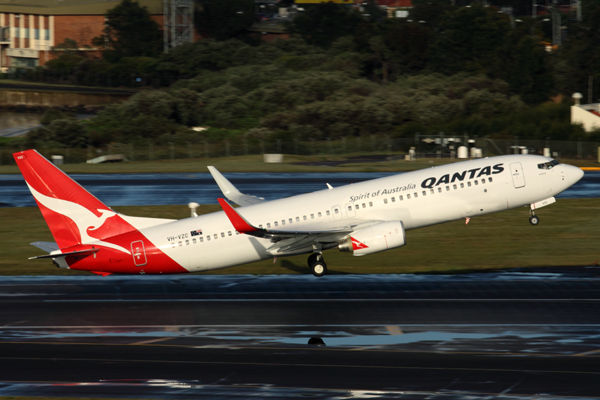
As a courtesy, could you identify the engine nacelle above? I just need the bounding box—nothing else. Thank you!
[339,221,406,256]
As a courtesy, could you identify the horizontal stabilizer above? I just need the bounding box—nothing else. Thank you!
[30,241,59,253]
[29,247,100,260]
[208,166,265,207]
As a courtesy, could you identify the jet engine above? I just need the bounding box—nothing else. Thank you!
[338,221,406,256]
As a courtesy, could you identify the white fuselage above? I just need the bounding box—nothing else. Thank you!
[136,155,582,272]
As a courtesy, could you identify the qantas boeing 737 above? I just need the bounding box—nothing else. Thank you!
[14,149,583,277]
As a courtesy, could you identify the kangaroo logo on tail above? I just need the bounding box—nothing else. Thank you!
[27,183,131,255]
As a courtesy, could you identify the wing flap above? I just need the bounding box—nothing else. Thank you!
[218,198,354,255]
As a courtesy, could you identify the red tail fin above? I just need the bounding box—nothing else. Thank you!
[14,150,129,249]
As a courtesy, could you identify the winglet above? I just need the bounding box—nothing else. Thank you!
[218,198,259,233]
[208,166,265,207]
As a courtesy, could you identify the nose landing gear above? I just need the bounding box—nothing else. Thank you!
[307,253,327,277]
[529,207,540,226]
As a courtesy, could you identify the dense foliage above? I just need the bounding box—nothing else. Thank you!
[21,0,600,148]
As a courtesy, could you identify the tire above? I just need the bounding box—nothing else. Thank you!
[311,261,327,277]
[529,215,540,226]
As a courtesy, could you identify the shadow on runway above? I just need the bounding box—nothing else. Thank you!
[278,259,350,275]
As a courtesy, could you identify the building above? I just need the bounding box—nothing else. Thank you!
[0,0,164,71]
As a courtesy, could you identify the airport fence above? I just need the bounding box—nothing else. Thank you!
[3,67,185,89]
[0,137,598,166]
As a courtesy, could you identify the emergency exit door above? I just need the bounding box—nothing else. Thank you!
[510,162,526,188]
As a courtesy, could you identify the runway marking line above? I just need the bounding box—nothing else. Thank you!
[131,337,176,345]
[1,355,599,376]
[1,340,600,360]
[575,349,600,356]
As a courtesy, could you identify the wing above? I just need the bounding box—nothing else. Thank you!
[218,198,366,255]
[208,166,266,207]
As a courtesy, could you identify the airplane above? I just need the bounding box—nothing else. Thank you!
[13,149,583,277]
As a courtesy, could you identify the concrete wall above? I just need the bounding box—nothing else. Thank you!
[571,105,600,132]
[0,89,130,107]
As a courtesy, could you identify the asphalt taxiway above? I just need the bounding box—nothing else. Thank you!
[1,269,600,399]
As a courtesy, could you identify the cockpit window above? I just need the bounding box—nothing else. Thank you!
[538,160,560,170]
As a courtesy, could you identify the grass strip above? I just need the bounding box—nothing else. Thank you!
[1,199,598,276]
[0,155,597,175]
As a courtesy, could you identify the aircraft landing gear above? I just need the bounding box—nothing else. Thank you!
[529,208,540,226]
[308,253,327,277]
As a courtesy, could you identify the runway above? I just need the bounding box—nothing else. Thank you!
[1,269,600,398]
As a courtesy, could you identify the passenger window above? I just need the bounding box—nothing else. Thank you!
[259,224,263,229]
[267,223,271,228]
[311,214,315,219]
[296,217,300,222]
[214,234,218,239]
[192,238,196,244]
[274,221,278,227]
[438,188,442,193]
[185,240,189,245]
[355,205,359,210]
[221,232,225,238]
[475,180,479,186]
[334,209,339,214]
[489,177,493,183]
[430,189,434,194]
[326,210,330,216]
[200,237,204,243]
[468,181,472,187]
[422,191,426,196]
[481,179,486,184]
[303,215,307,220]
[207,236,211,241]
[414,193,418,198]
[228,231,232,236]
[453,184,457,190]
[347,206,352,211]
[179,241,182,247]
[384,198,388,204]
[369,201,373,207]
[398,196,402,201]
[407,194,411,199]
[460,183,464,188]
[289,218,293,223]
[318,212,322,217]
[362,203,366,208]
[281,220,285,225]
[446,186,450,191]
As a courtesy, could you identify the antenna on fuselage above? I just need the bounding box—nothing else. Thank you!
[188,202,199,217]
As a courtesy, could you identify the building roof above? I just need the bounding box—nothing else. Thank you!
[376,0,413,7]
[0,0,163,15]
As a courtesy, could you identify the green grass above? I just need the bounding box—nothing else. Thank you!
[1,199,598,276]
[0,154,596,175]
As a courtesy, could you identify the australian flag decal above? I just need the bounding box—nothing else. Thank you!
[190,229,203,236]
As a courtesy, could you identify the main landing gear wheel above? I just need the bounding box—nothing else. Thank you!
[308,253,327,277]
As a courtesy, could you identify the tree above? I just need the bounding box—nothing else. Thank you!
[557,0,600,99]
[427,4,510,75]
[92,0,162,62]
[195,0,255,41]
[286,2,364,48]
[490,34,554,104]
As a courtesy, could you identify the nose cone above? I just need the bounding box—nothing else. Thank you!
[566,165,584,186]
